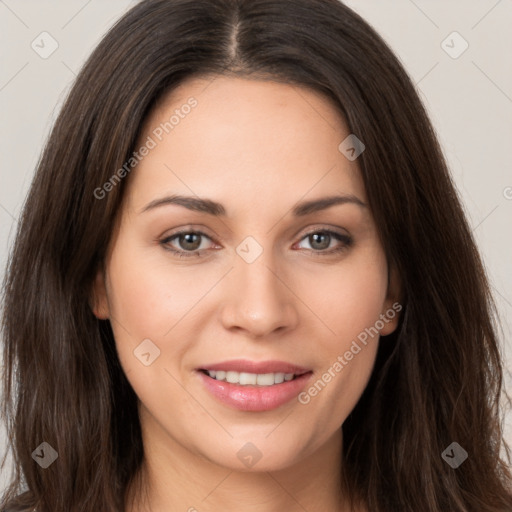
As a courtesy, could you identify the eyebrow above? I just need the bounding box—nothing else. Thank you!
[139,193,367,216]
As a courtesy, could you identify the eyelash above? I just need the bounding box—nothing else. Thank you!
[159,227,353,259]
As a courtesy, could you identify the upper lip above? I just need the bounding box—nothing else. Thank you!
[198,359,311,375]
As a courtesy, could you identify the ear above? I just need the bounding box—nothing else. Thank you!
[379,264,403,336]
[89,268,110,320]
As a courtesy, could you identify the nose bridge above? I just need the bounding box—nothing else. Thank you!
[220,242,298,337]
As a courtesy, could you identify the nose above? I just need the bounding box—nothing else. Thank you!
[220,254,299,338]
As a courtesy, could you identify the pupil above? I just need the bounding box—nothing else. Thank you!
[311,233,330,250]
[180,233,200,250]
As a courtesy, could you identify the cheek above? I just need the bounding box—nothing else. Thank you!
[302,248,389,342]
[295,248,387,417]
[104,235,228,386]
[106,242,206,335]
[104,241,184,373]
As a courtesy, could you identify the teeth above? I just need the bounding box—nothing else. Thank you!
[240,372,257,385]
[205,370,297,386]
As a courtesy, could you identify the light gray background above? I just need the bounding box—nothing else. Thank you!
[1,0,511,494]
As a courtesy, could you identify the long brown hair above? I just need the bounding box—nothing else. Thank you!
[2,0,511,510]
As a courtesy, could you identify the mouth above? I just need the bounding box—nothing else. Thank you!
[195,360,314,412]
[198,369,310,386]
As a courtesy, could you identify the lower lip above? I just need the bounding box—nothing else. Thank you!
[196,371,313,412]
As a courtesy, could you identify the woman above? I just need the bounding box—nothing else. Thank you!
[1,0,511,510]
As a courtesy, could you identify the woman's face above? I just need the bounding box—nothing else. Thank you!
[92,76,400,472]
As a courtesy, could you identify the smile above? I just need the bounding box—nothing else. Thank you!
[196,367,313,412]
[199,369,304,386]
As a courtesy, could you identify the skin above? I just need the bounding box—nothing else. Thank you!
[91,75,401,512]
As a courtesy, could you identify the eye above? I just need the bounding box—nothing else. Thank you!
[160,227,353,259]
[295,229,353,255]
[160,230,216,258]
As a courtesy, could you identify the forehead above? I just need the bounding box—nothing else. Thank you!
[125,75,366,215]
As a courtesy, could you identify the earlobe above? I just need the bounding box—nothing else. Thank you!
[89,268,110,319]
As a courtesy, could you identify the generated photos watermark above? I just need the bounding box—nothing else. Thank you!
[298,301,402,405]
[94,97,198,200]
